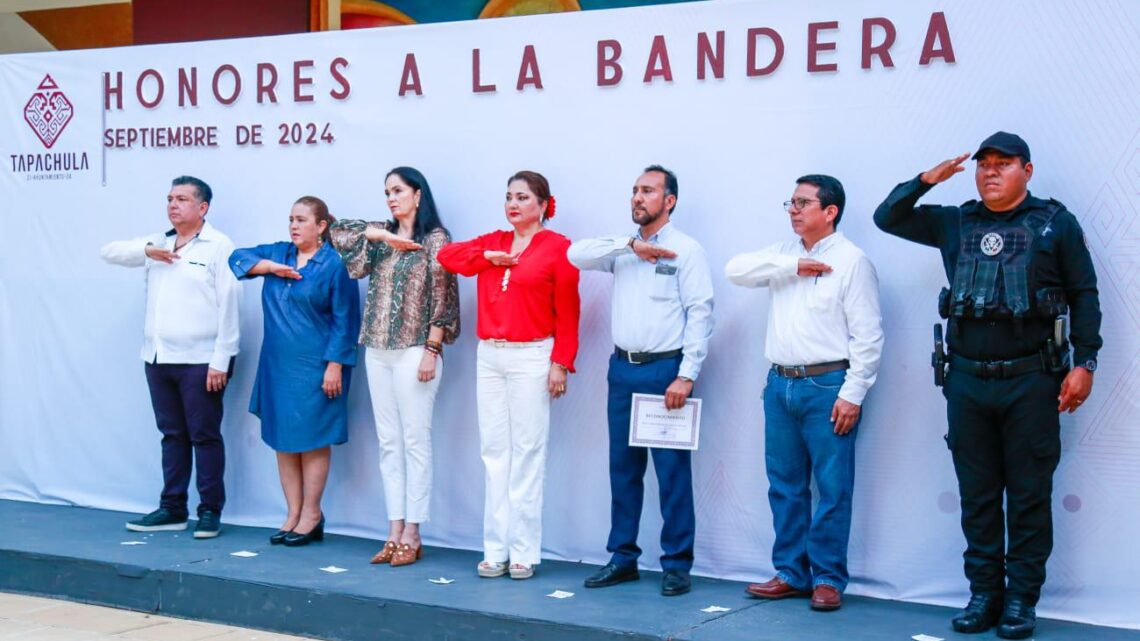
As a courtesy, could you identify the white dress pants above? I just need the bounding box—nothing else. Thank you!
[476,338,553,567]
[366,346,441,523]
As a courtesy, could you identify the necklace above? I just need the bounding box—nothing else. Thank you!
[503,229,538,291]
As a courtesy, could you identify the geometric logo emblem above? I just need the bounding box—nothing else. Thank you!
[23,74,74,149]
[980,231,1004,256]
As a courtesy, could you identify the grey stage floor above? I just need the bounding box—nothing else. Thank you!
[1,499,1135,641]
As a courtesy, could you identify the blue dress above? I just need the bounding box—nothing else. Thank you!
[229,241,361,452]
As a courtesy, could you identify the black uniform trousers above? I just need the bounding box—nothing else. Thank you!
[943,365,1063,605]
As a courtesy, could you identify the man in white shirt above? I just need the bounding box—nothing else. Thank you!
[568,166,715,597]
[101,176,240,539]
[725,174,883,611]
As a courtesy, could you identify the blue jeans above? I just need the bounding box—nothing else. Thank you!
[764,368,859,591]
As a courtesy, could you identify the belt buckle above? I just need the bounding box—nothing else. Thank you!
[627,350,639,364]
[492,339,508,348]
[782,365,806,378]
[982,361,1002,379]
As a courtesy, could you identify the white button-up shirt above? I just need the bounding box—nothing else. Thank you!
[567,222,714,381]
[101,221,240,371]
[725,231,883,405]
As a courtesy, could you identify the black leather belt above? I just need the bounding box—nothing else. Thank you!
[615,347,683,365]
[948,352,1044,379]
[772,359,849,378]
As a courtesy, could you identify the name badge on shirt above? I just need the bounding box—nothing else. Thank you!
[655,264,677,275]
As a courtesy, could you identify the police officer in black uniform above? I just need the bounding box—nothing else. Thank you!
[873,132,1102,639]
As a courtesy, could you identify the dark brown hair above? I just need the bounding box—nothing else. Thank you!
[294,195,336,241]
[507,170,552,221]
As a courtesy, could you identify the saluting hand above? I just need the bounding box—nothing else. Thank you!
[631,239,678,264]
[797,259,832,278]
[920,153,971,185]
[484,250,520,267]
[145,245,180,264]
[383,235,423,252]
[267,261,302,280]
[365,227,423,251]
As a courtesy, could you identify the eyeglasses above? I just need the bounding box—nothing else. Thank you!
[783,198,820,211]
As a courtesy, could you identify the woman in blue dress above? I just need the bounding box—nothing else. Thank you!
[229,196,361,546]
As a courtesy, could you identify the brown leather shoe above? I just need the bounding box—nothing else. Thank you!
[370,540,397,564]
[745,577,810,599]
[810,584,842,611]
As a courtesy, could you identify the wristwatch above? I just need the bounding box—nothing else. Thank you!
[627,236,637,250]
[1080,359,1097,373]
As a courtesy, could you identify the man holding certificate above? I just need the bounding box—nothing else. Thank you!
[567,165,714,597]
[725,175,883,612]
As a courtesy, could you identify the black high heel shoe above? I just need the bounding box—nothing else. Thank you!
[269,529,291,545]
[283,515,325,547]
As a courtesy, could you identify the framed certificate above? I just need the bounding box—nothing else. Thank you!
[629,393,701,450]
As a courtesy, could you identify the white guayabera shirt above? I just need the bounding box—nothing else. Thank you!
[100,221,240,371]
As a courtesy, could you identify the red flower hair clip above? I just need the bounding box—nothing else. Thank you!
[545,195,557,220]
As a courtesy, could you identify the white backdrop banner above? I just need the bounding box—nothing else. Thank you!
[2,0,1138,628]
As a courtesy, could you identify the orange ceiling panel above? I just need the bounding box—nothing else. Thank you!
[19,2,132,51]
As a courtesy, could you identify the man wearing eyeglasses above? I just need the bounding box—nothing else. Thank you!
[725,175,884,612]
[874,132,1102,639]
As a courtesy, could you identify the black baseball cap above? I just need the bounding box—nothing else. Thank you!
[972,131,1031,162]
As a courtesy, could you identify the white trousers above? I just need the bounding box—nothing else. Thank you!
[476,338,553,567]
[365,346,441,523]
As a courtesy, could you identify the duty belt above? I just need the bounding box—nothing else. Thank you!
[771,359,849,378]
[615,347,683,365]
[947,352,1045,379]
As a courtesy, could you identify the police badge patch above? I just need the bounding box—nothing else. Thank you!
[980,232,1004,256]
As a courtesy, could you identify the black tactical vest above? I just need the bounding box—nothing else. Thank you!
[940,199,1067,323]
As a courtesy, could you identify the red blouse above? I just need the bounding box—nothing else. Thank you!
[437,229,580,372]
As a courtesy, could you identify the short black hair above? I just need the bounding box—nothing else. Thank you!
[644,164,678,214]
[172,176,212,205]
[795,174,845,228]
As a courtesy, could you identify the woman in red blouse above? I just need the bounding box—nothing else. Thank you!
[438,170,580,580]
